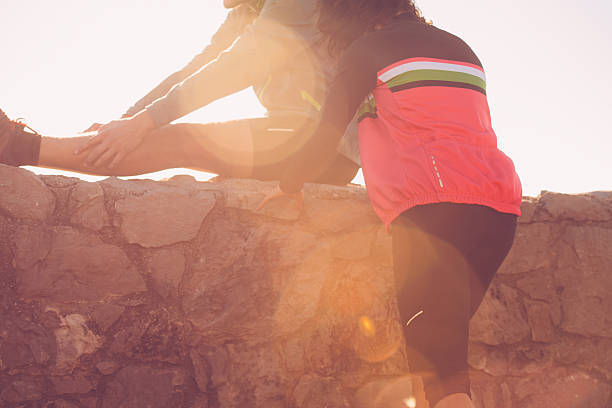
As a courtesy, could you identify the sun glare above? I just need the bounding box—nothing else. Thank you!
[359,316,376,337]
[12,0,367,186]
[403,397,417,408]
[9,1,268,183]
[4,1,612,195]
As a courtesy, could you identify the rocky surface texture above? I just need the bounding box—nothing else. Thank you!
[1,164,611,407]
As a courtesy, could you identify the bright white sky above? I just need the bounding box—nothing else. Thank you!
[1,0,611,197]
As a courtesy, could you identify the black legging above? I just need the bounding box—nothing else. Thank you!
[391,203,517,407]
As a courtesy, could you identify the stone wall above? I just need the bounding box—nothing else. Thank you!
[0,164,611,408]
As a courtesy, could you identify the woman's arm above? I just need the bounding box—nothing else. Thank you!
[144,0,322,127]
[123,5,257,117]
[279,44,376,193]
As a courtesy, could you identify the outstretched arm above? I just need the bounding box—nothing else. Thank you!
[123,5,257,118]
[144,0,312,127]
[77,0,312,168]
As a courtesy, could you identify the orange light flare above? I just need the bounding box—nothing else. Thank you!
[353,313,402,364]
[358,315,376,338]
[403,396,417,407]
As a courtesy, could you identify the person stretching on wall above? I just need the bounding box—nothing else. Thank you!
[260,0,522,406]
[0,0,359,187]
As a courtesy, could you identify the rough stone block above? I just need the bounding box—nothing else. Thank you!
[0,164,55,221]
[145,248,186,298]
[11,224,52,269]
[470,284,530,345]
[102,366,189,408]
[0,377,44,403]
[513,368,612,408]
[274,252,332,335]
[524,299,555,343]
[556,226,612,338]
[17,227,146,305]
[51,374,93,394]
[518,197,538,223]
[90,303,125,332]
[539,191,611,221]
[498,223,556,275]
[303,197,379,232]
[218,178,301,220]
[70,181,109,230]
[1,174,611,407]
[332,230,374,260]
[54,313,101,373]
[115,189,215,247]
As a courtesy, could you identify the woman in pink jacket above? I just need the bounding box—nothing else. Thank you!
[273,0,522,406]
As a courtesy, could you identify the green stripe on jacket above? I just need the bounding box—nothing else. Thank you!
[386,69,486,92]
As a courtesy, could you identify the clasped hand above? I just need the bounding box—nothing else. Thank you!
[75,111,156,169]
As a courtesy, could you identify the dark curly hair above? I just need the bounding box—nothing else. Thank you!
[318,0,426,56]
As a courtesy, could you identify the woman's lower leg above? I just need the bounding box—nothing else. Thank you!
[36,121,254,177]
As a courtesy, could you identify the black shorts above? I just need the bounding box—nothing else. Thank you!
[390,203,517,405]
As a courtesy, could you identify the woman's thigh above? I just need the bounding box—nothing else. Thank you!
[391,203,518,320]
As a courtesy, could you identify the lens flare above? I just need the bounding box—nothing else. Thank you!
[359,316,376,337]
[354,314,403,363]
[403,396,417,407]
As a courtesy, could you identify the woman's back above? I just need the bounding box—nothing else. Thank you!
[336,15,522,226]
